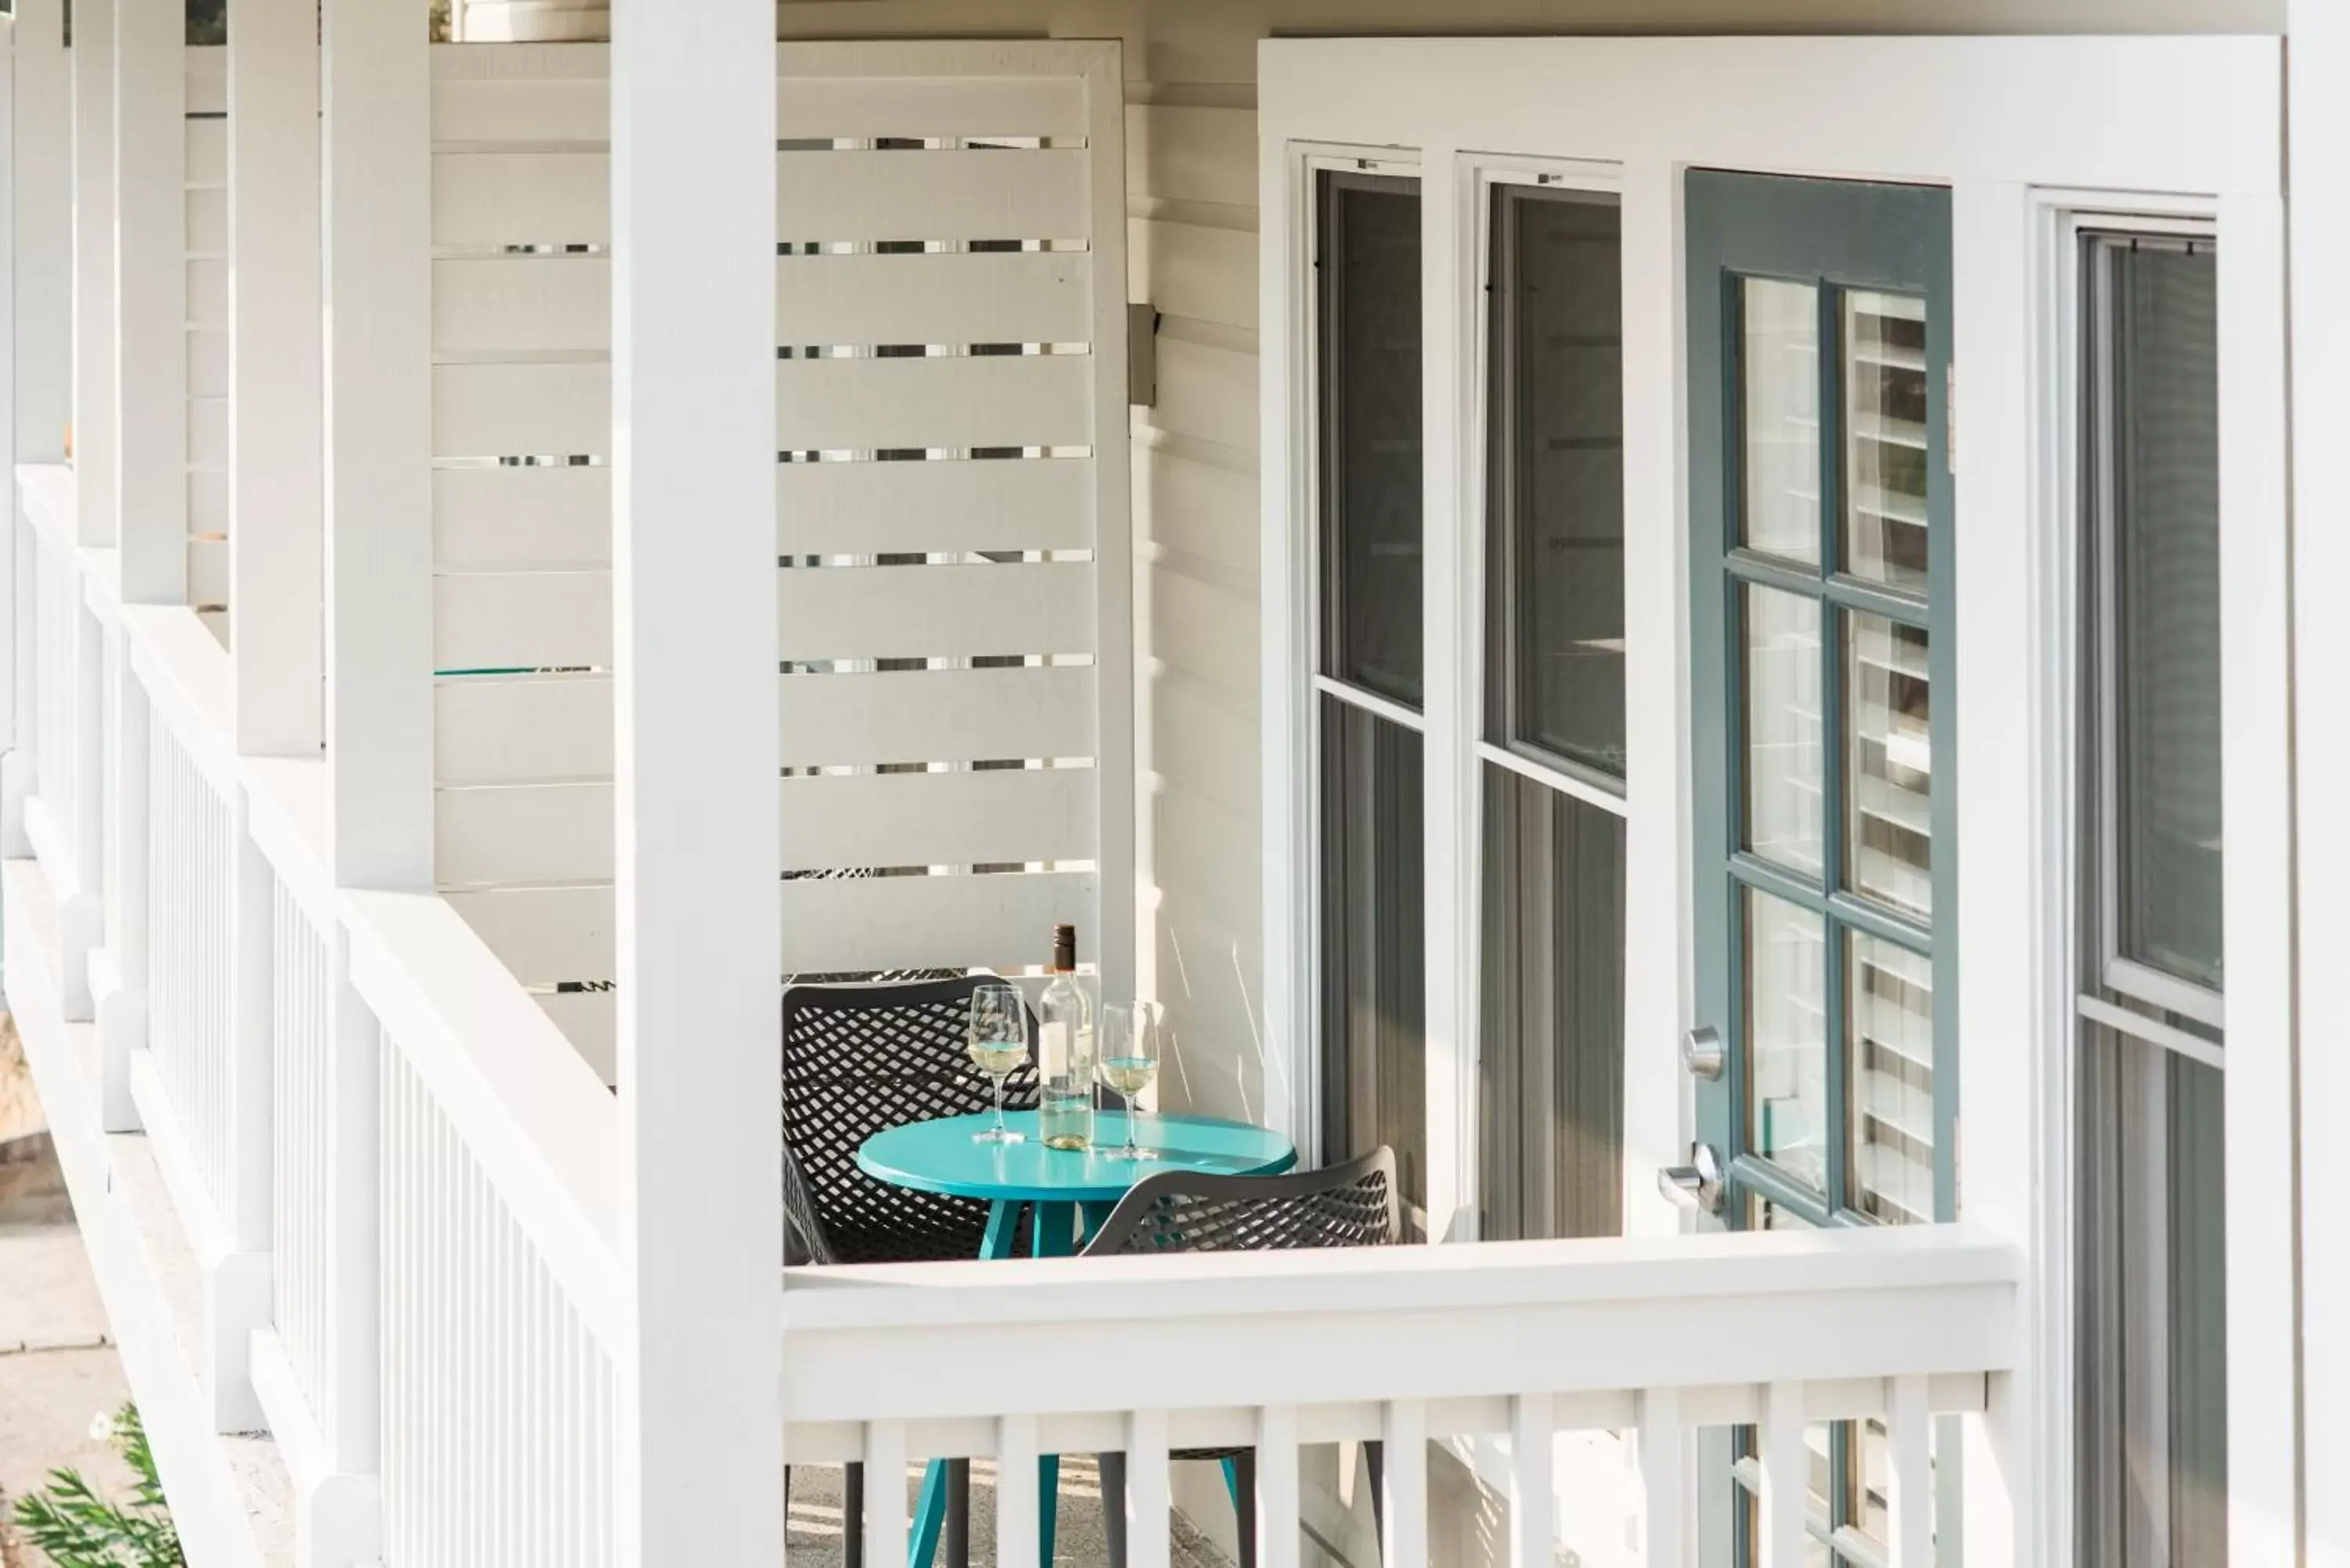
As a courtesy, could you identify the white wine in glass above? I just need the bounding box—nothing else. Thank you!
[1096,1001,1162,1161]
[967,982,1029,1144]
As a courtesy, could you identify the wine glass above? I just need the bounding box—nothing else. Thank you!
[967,982,1029,1145]
[1095,1001,1162,1161]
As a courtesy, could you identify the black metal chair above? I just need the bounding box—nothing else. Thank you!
[781,976,1039,1568]
[1083,1147,1401,1568]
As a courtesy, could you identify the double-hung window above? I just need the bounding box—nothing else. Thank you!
[1477,180,1628,1242]
[1315,168,1430,1227]
[1312,166,1630,1245]
[2073,228,2227,1568]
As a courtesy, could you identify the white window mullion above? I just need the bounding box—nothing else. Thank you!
[1416,144,1472,1247]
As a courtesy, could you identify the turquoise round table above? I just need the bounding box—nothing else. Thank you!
[856,1109,1296,1568]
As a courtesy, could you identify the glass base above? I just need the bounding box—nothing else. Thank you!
[973,1126,1026,1145]
[1101,1145,1160,1162]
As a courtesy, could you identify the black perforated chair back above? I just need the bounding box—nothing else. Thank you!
[782,976,1039,1266]
[1083,1146,1400,1258]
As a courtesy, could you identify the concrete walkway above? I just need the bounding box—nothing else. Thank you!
[0,1224,136,1564]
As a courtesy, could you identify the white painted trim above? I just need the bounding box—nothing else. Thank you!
[2290,8,2348,1568]
[2212,189,2298,1568]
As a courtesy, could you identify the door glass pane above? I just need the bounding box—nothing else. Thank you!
[1841,291,1931,592]
[1743,586,1824,877]
[2106,244,2222,989]
[2077,1024,2228,1568]
[1845,612,1932,918]
[1477,766,1625,1241]
[1320,697,1426,1230]
[1488,186,1625,778]
[1848,930,1934,1224]
[1318,172,1424,707]
[1744,887,1825,1190]
[1739,277,1821,568]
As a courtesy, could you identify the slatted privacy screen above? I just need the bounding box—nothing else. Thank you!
[186,46,228,632]
[773,39,1131,988]
[428,42,1133,1072]
[428,45,619,1078]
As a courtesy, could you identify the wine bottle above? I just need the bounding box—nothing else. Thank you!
[1036,923,1095,1151]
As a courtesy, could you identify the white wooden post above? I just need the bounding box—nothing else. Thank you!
[229,0,324,758]
[91,0,184,1130]
[609,1,782,1563]
[5,0,67,858]
[1634,1387,1686,1568]
[10,0,64,474]
[1754,1382,1806,1568]
[69,0,114,547]
[206,802,273,1434]
[0,17,14,807]
[2292,9,2350,1568]
[319,0,425,1544]
[111,0,183,605]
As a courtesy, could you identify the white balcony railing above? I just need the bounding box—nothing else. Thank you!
[785,1227,2016,1568]
[6,462,629,1566]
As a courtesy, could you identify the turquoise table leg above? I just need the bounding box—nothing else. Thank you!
[1034,1202,1079,1566]
[1079,1200,1117,1246]
[913,1201,1029,1568]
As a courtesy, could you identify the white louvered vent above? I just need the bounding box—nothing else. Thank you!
[427,42,1132,1078]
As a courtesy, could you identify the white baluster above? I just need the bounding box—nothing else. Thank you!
[1510,1391,1555,1568]
[997,1411,1041,1568]
[1755,1382,1806,1568]
[1636,1386,1687,1568]
[864,1420,909,1568]
[1381,1398,1429,1568]
[1254,1403,1302,1568]
[1885,1374,1932,1568]
[1126,1407,1172,1568]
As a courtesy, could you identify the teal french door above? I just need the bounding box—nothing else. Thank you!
[1684,171,1958,1565]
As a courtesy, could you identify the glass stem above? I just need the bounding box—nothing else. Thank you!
[1123,1091,1138,1158]
[992,1075,1007,1136]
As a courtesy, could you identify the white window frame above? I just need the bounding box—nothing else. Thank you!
[1257,34,2287,1563]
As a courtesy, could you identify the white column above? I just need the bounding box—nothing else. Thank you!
[7,0,70,858]
[2292,10,2350,1568]
[229,0,324,757]
[12,0,67,471]
[111,0,184,604]
[69,0,114,547]
[317,0,425,1547]
[322,0,430,894]
[92,0,186,1133]
[609,2,782,1563]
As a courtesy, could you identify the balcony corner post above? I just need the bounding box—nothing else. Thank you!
[609,0,784,1562]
